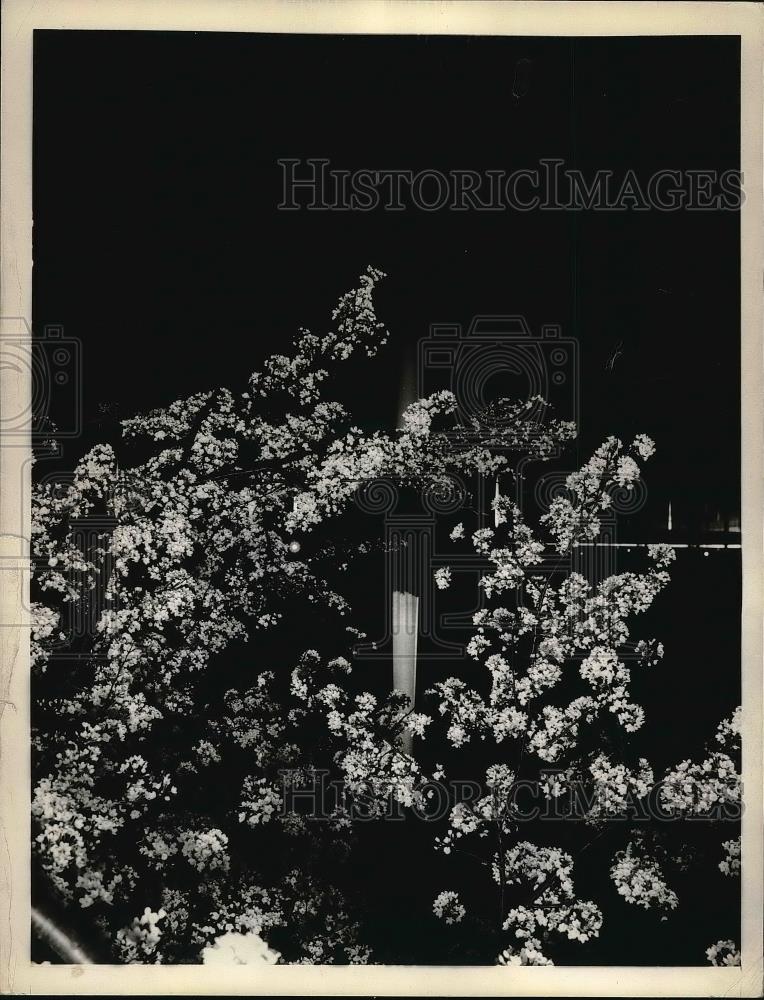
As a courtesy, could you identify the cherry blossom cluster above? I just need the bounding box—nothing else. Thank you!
[496,842,603,963]
[116,907,167,963]
[30,267,741,967]
[432,890,466,925]
[719,837,741,877]
[238,777,283,828]
[609,845,678,912]
[422,433,739,965]
[496,938,553,966]
[660,751,740,816]
[201,931,281,965]
[31,269,442,962]
[705,939,741,966]
[587,754,654,818]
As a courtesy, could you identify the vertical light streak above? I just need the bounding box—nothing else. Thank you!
[494,478,506,527]
[392,590,419,755]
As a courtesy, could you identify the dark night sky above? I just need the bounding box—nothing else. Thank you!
[33,31,740,533]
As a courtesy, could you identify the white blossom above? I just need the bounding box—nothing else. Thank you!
[433,890,466,924]
[202,931,281,965]
[610,846,678,911]
[706,939,740,967]
[719,837,741,877]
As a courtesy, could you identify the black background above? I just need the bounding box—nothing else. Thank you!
[33,31,741,533]
[33,30,741,965]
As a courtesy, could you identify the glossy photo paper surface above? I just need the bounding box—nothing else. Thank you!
[1,2,762,996]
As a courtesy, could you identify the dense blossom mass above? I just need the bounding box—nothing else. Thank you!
[31,269,740,966]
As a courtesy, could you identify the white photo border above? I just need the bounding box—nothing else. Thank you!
[1,2,761,995]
